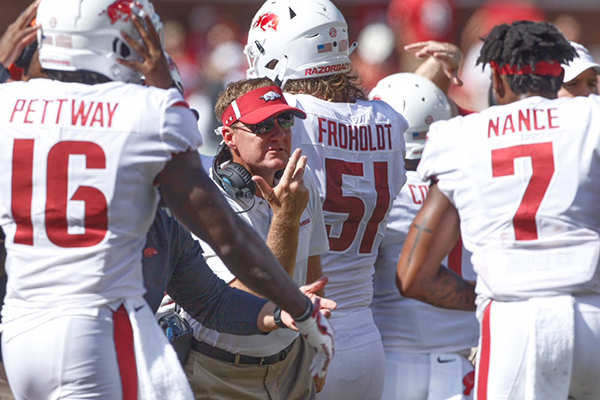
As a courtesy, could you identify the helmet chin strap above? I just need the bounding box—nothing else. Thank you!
[274,54,289,88]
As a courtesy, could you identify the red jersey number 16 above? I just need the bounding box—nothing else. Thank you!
[12,139,108,248]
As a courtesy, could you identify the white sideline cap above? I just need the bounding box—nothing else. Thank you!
[563,41,600,83]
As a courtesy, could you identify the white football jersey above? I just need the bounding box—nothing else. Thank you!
[187,166,329,356]
[419,95,600,300]
[372,171,479,354]
[286,93,408,313]
[0,79,202,326]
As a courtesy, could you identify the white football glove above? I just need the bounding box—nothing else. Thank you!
[294,297,335,378]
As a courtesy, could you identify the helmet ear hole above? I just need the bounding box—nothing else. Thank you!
[266,59,279,70]
[113,39,131,59]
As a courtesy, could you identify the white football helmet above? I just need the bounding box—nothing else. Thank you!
[164,52,183,93]
[370,73,452,160]
[37,0,163,83]
[244,0,355,84]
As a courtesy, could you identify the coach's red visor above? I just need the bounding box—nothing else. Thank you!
[220,85,306,127]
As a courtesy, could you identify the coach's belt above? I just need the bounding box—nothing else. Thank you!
[191,337,296,366]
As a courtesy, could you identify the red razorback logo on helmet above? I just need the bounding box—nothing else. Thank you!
[253,12,279,31]
[100,0,143,25]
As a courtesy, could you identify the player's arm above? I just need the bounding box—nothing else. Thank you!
[158,150,311,317]
[161,209,267,334]
[408,41,463,93]
[164,213,336,334]
[396,182,476,311]
[256,276,336,332]
[306,255,325,297]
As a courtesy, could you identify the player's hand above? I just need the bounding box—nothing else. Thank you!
[294,298,335,379]
[280,277,337,330]
[405,41,463,87]
[117,14,173,90]
[253,148,309,221]
[0,0,39,67]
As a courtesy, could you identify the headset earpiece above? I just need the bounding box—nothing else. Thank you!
[212,142,256,199]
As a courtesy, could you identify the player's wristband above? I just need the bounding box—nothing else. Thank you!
[0,62,10,84]
[273,307,287,329]
[293,297,314,323]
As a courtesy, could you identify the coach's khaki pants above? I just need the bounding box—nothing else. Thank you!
[184,336,315,400]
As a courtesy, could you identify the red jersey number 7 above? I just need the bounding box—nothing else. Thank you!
[491,142,555,241]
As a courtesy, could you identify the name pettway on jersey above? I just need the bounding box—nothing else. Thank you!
[317,117,394,152]
[323,158,391,254]
[10,99,119,128]
[491,142,555,241]
[12,139,108,248]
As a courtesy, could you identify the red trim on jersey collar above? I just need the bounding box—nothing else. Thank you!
[490,61,563,77]
[220,85,306,127]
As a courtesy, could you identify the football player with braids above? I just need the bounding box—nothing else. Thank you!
[245,1,408,398]
[370,73,478,400]
[0,1,335,398]
[397,20,600,399]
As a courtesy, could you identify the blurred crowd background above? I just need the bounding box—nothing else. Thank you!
[4,0,600,140]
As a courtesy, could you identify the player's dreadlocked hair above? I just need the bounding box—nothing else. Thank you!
[477,21,576,95]
[283,70,368,103]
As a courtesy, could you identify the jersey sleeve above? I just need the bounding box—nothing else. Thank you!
[160,88,204,154]
[417,117,463,202]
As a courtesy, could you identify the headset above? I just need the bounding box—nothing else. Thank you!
[211,141,256,201]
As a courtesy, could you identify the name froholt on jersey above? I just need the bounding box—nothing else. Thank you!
[317,117,394,152]
[9,99,119,128]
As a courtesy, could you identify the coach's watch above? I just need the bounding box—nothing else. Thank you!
[273,306,288,329]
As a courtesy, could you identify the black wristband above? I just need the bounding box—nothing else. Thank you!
[0,62,10,84]
[273,307,287,329]
[293,298,314,323]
